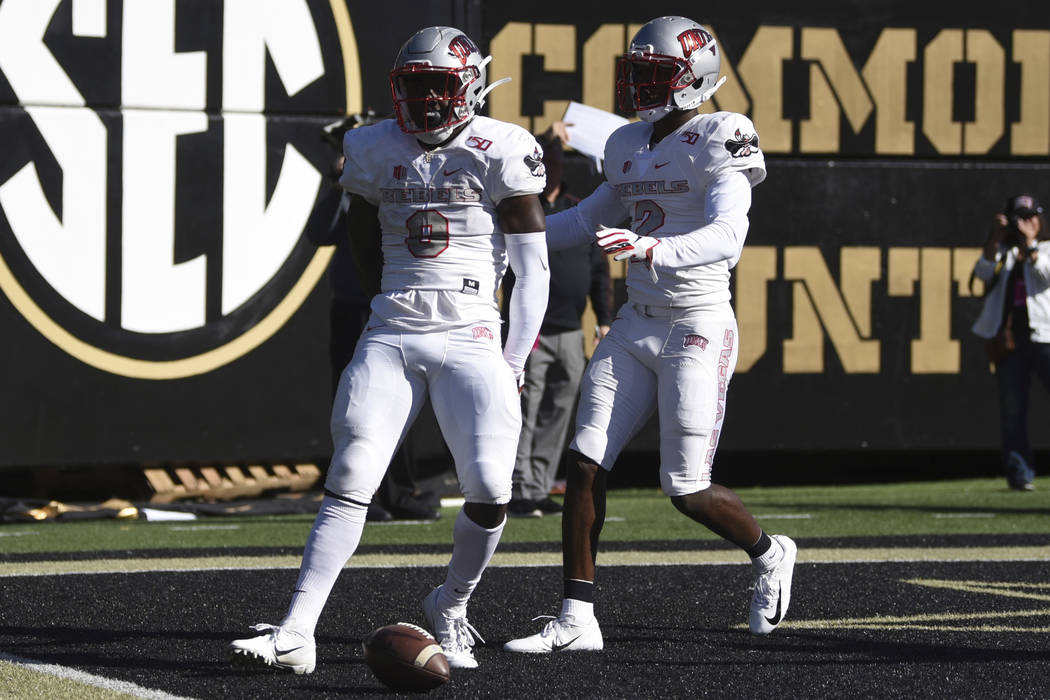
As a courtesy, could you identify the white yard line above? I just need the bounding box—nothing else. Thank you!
[0,651,196,700]
[167,525,242,531]
[931,513,996,518]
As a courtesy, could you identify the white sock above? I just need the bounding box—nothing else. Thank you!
[752,536,784,573]
[437,509,506,614]
[561,597,594,625]
[283,495,367,636]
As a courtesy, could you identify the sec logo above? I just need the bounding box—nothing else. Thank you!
[0,0,362,379]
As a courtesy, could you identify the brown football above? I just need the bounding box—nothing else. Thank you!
[363,622,450,692]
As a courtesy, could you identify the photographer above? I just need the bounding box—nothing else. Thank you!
[971,194,1050,490]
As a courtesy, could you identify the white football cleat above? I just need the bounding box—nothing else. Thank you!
[422,586,482,669]
[230,623,316,674]
[749,535,797,635]
[503,615,603,653]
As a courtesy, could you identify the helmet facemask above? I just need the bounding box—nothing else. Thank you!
[391,64,480,144]
[616,53,696,123]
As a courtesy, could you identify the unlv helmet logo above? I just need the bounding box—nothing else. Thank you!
[677,28,713,58]
[447,35,477,66]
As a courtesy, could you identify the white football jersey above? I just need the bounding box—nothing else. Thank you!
[604,111,766,308]
[340,116,545,330]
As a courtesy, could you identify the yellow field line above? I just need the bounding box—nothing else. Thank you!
[4,545,1050,577]
[784,607,1050,628]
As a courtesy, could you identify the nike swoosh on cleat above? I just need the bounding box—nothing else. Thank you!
[764,592,783,626]
[551,634,584,652]
[654,161,670,168]
[275,645,305,656]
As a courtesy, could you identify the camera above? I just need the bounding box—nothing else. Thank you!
[1005,216,1027,248]
[321,110,387,151]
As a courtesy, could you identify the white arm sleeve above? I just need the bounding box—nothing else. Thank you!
[547,182,628,252]
[503,231,550,375]
[650,171,752,269]
[1031,242,1050,285]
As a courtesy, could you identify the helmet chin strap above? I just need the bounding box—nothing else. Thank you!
[415,126,456,145]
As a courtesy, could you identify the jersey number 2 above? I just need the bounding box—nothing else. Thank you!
[406,209,450,258]
[633,199,665,236]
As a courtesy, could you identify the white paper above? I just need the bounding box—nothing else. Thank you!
[141,507,197,521]
[561,102,630,171]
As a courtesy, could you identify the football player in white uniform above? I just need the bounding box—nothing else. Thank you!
[504,16,797,654]
[232,26,549,672]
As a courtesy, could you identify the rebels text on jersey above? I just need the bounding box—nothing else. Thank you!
[339,117,545,329]
[604,111,766,309]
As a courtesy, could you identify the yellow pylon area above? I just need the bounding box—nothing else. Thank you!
[142,463,321,503]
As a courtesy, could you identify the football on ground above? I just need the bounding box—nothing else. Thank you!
[363,622,450,692]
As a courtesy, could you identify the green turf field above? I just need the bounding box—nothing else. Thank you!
[3,477,1049,699]
[3,478,1047,555]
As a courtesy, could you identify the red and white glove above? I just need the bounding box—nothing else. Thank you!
[596,226,660,282]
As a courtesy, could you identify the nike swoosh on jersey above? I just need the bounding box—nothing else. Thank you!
[551,634,585,652]
[654,161,670,168]
[443,168,462,176]
[764,591,783,626]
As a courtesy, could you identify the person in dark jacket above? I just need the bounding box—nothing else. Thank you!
[502,125,613,517]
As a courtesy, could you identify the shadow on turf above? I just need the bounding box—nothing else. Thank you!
[599,626,1050,666]
[739,630,1050,664]
[0,625,372,671]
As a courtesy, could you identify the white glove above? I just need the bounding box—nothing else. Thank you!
[596,226,660,282]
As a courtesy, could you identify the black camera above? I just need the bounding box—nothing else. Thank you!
[321,110,387,151]
[1004,216,1028,247]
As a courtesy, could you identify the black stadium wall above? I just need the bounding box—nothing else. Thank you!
[1,0,1048,478]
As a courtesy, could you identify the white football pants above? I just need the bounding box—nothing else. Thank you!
[325,320,520,504]
[570,302,738,496]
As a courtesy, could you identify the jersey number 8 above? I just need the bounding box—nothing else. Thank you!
[406,209,450,258]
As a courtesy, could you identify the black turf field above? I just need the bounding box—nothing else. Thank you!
[2,540,1049,699]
